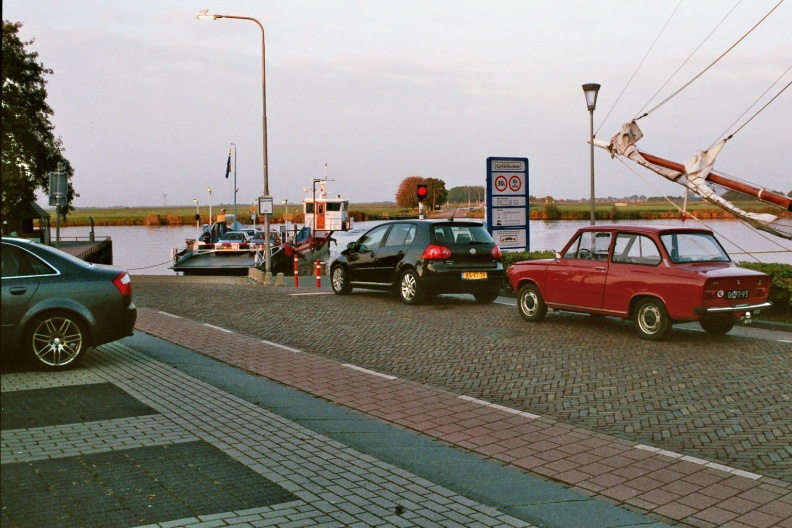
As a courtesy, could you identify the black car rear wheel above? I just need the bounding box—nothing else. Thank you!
[398,269,424,305]
[25,311,87,369]
[473,288,500,303]
[331,264,352,295]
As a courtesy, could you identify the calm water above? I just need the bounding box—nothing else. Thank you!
[55,219,792,275]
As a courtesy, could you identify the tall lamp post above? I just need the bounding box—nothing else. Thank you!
[582,83,601,225]
[230,142,237,224]
[207,187,213,224]
[193,198,200,238]
[198,12,270,273]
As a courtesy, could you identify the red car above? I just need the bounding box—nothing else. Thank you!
[506,225,772,341]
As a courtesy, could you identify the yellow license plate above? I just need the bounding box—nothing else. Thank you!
[462,272,487,280]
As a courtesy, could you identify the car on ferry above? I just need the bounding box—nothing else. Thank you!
[330,220,504,304]
[506,225,772,341]
[215,231,248,250]
[1,237,137,369]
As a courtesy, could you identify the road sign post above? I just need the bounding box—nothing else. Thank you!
[486,157,529,251]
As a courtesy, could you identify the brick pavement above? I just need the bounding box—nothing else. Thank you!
[2,343,538,528]
[128,276,792,527]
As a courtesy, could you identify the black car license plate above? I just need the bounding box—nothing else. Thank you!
[726,290,749,300]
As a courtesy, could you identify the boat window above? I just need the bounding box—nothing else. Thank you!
[305,203,314,214]
[660,232,730,263]
[385,224,416,247]
[612,234,661,266]
[326,202,342,211]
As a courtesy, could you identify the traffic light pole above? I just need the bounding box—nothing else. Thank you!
[419,202,424,220]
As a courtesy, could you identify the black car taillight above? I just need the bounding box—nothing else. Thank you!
[113,272,132,296]
[423,245,451,260]
[491,245,502,259]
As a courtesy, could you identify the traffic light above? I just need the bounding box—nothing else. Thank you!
[417,184,428,202]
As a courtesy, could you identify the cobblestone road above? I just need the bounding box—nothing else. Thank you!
[132,276,792,484]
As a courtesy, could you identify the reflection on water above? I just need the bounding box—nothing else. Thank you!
[56,218,791,275]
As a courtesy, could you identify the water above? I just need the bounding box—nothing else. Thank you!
[55,218,792,275]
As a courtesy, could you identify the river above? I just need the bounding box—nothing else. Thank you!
[55,218,791,275]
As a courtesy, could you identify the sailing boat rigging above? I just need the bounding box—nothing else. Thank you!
[592,0,792,241]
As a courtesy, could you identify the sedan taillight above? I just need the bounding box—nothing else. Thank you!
[491,245,502,259]
[422,245,451,260]
[113,272,132,296]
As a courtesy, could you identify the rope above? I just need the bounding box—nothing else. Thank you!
[635,0,785,120]
[634,0,743,120]
[127,260,173,271]
[613,157,761,262]
[596,0,683,136]
[712,76,792,146]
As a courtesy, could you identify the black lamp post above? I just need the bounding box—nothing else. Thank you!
[582,83,601,225]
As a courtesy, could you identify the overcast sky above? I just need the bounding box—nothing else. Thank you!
[6,0,791,209]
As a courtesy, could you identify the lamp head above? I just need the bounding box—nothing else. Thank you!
[196,12,221,20]
[582,83,601,112]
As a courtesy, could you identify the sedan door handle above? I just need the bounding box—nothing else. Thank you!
[9,286,28,295]
[595,267,606,272]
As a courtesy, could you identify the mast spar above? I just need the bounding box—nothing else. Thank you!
[593,121,792,240]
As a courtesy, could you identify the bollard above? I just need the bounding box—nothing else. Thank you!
[293,255,299,287]
[315,259,321,288]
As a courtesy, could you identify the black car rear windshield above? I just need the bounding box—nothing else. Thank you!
[432,224,493,245]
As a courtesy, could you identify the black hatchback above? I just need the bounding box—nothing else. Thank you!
[330,220,504,304]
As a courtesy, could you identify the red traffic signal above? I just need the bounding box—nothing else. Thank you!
[417,184,428,202]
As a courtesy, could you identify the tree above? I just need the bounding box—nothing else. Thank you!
[395,176,448,210]
[2,21,73,219]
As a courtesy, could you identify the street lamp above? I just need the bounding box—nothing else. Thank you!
[198,11,271,273]
[193,198,200,238]
[207,187,212,224]
[582,83,600,225]
[230,142,237,224]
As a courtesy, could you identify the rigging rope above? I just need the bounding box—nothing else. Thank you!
[634,0,743,120]
[635,0,786,121]
[711,75,792,147]
[613,157,762,262]
[595,0,683,137]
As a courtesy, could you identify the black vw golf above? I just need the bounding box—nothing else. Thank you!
[330,220,504,304]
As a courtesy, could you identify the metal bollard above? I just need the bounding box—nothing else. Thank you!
[315,259,321,288]
[293,255,299,287]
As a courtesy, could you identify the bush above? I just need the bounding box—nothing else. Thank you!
[738,262,792,322]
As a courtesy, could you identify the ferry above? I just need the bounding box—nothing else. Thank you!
[170,178,351,276]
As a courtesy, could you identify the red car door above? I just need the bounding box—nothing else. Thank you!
[545,231,611,309]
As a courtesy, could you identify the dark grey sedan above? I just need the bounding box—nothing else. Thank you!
[1,237,137,369]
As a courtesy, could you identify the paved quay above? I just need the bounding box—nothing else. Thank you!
[2,274,791,527]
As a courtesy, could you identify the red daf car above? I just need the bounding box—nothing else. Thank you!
[506,225,772,341]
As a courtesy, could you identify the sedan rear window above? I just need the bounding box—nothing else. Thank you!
[660,232,730,263]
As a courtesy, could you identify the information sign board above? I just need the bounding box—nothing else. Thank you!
[486,157,529,251]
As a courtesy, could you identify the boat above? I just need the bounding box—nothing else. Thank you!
[170,176,351,276]
[591,2,792,243]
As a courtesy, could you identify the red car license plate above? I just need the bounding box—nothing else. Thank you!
[726,290,749,300]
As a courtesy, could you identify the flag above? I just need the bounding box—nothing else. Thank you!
[225,148,232,179]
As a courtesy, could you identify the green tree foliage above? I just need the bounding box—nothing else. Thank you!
[395,176,448,209]
[447,185,485,205]
[2,21,72,217]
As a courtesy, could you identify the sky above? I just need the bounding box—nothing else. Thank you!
[5,0,791,209]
